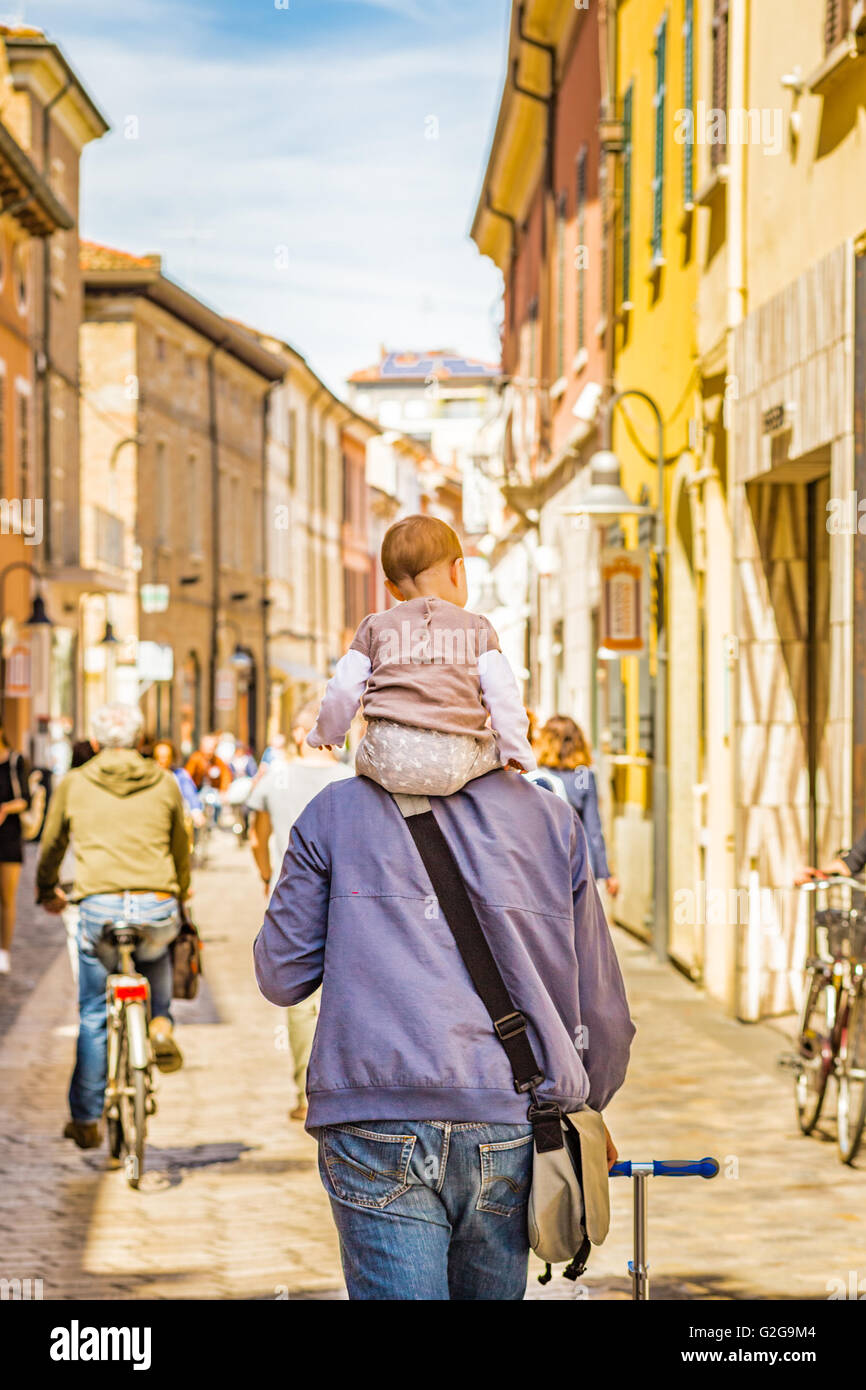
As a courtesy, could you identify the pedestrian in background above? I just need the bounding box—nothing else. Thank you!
[185,733,232,794]
[71,739,97,769]
[153,739,203,821]
[249,706,352,1122]
[0,724,30,975]
[534,715,618,898]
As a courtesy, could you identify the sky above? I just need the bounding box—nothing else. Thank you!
[8,0,510,394]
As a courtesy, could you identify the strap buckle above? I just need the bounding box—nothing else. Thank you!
[515,1073,545,1094]
[494,1010,528,1041]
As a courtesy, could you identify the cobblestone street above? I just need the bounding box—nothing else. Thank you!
[1,841,863,1302]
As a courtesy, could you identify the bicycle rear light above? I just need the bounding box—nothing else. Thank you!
[115,983,148,1002]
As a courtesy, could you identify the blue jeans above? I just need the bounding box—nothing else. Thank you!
[69,892,179,1124]
[318,1119,533,1300]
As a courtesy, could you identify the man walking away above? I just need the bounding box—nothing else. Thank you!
[254,767,634,1299]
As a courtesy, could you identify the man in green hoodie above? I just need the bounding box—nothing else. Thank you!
[37,702,191,1150]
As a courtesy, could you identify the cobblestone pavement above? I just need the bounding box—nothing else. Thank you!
[1,842,863,1301]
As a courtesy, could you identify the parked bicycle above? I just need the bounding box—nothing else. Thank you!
[97,916,163,1187]
[786,876,866,1164]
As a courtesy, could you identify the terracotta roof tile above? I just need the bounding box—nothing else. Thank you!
[0,25,46,39]
[80,240,161,272]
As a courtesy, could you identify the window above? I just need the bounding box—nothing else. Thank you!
[156,335,166,362]
[15,383,30,499]
[230,477,241,568]
[307,414,316,505]
[188,455,201,553]
[0,365,6,489]
[599,149,608,322]
[155,442,169,546]
[825,0,852,52]
[621,84,633,304]
[288,409,297,488]
[94,506,124,569]
[683,0,694,206]
[576,148,588,350]
[319,435,328,511]
[253,486,263,575]
[12,242,28,315]
[651,14,667,266]
[555,190,567,381]
[344,567,369,631]
[320,550,329,633]
[711,0,729,168]
[528,296,538,383]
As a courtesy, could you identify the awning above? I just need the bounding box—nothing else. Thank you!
[269,656,327,684]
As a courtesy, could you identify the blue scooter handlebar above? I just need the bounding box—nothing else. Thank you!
[610,1157,720,1179]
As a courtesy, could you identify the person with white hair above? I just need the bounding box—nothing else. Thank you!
[36,703,191,1151]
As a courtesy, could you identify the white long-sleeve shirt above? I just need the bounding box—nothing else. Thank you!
[307,608,536,771]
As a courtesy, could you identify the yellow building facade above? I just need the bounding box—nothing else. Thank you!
[608,0,707,964]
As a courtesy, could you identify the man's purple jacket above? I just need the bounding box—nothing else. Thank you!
[254,769,635,1129]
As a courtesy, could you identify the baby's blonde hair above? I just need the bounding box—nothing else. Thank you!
[381,514,463,585]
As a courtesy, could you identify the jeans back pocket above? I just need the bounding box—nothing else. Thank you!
[321,1123,417,1209]
[477,1132,533,1216]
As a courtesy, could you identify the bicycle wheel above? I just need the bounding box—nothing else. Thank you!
[117,1018,147,1188]
[795,969,835,1135]
[106,1015,123,1161]
[838,984,866,1163]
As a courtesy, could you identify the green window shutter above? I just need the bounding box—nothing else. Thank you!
[652,15,667,265]
[622,84,633,304]
[576,148,587,350]
[683,0,694,207]
[712,0,729,167]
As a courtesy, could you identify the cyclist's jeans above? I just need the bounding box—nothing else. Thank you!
[317,1119,533,1300]
[69,892,179,1124]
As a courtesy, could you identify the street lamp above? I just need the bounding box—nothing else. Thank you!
[561,388,669,963]
[567,450,653,520]
[0,560,53,724]
[25,592,53,628]
[216,617,253,670]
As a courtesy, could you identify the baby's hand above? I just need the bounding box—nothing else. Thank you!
[506,759,526,773]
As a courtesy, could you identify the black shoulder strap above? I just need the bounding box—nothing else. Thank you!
[395,796,545,1096]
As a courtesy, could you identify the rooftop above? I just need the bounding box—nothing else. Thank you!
[80,241,162,273]
[348,349,501,384]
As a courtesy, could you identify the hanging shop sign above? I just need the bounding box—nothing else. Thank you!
[140,584,170,614]
[137,641,174,683]
[601,549,645,654]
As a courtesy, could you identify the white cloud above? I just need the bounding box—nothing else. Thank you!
[63,8,506,391]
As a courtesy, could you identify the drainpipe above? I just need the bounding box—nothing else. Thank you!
[39,76,73,567]
[207,337,230,730]
[260,382,276,752]
[597,0,618,405]
[727,0,750,1017]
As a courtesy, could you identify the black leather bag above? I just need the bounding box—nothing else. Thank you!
[171,904,203,1000]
